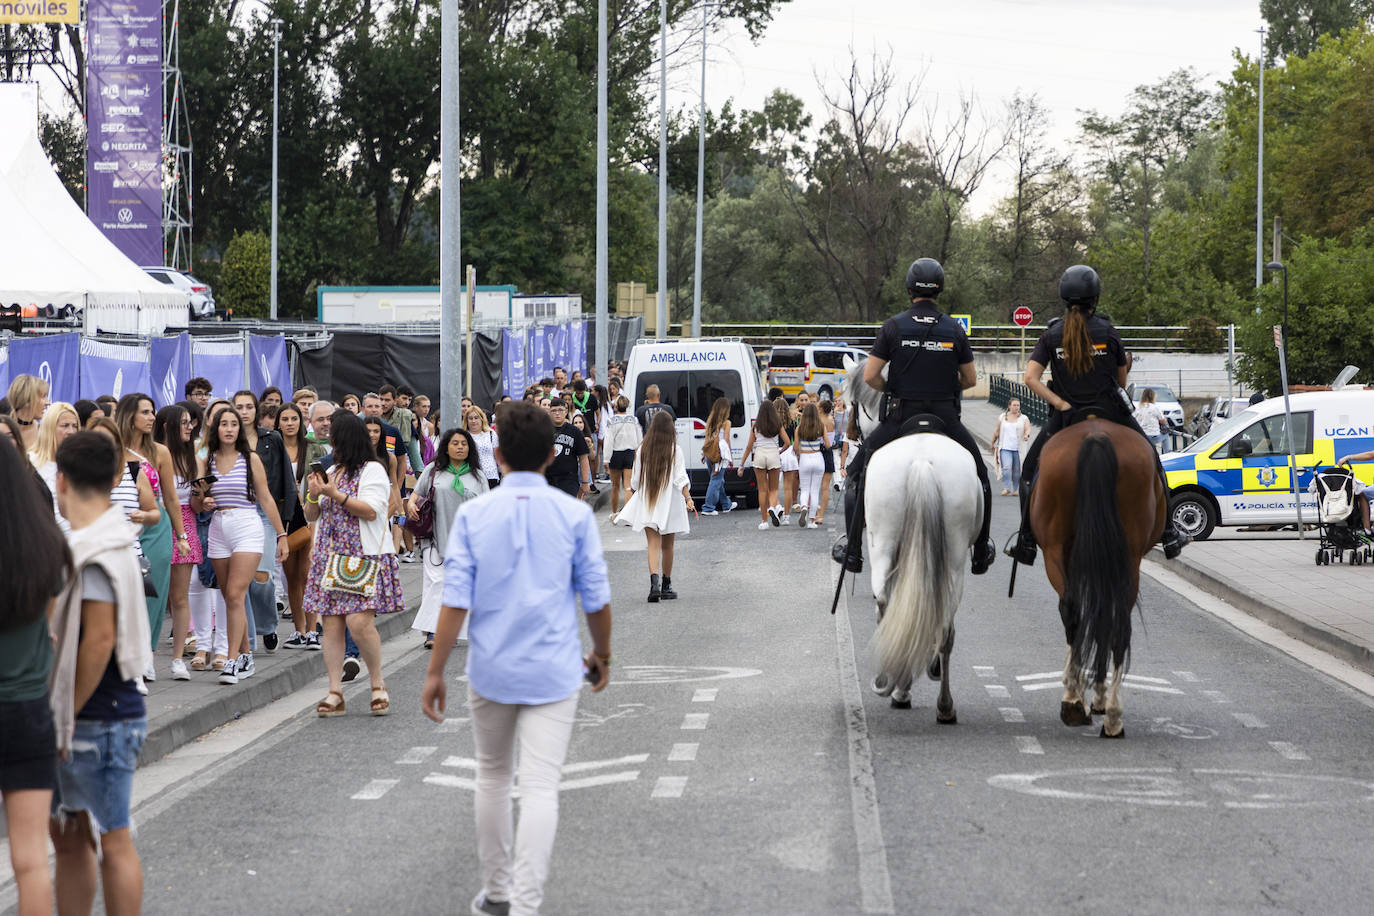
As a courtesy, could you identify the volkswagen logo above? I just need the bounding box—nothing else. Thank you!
[117,207,134,223]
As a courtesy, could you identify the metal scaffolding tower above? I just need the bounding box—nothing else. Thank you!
[162,0,193,271]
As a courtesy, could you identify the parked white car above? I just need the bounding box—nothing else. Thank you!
[1126,383,1185,430]
[143,267,217,320]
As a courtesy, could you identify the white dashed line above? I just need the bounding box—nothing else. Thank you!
[395,746,438,765]
[668,743,699,762]
[681,713,710,730]
[436,717,470,731]
[1173,670,1201,682]
[1268,741,1310,761]
[1202,690,1231,704]
[985,685,1010,699]
[562,754,650,774]
[1232,712,1267,729]
[1014,671,1060,682]
[1123,683,1185,695]
[972,666,997,679]
[998,708,1025,723]
[692,688,719,702]
[1123,674,1172,685]
[351,779,399,801]
[1021,682,1062,692]
[441,755,478,769]
[652,776,688,798]
[1014,736,1045,755]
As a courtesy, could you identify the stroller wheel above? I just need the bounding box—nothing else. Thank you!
[1317,549,1326,565]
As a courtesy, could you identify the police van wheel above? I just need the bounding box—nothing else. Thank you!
[818,385,833,401]
[1169,493,1216,541]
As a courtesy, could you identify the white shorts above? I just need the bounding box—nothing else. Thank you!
[752,445,780,471]
[780,446,799,473]
[208,508,266,560]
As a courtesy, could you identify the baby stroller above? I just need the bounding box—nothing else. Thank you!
[1310,466,1372,565]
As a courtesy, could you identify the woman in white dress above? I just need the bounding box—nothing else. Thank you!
[615,410,692,602]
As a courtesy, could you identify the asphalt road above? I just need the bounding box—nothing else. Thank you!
[31,492,1374,915]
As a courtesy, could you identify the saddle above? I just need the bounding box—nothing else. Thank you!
[897,413,947,438]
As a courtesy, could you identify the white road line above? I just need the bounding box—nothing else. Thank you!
[972,665,997,679]
[1232,712,1268,729]
[652,776,688,798]
[998,708,1025,723]
[1143,560,1374,705]
[1021,682,1062,692]
[424,770,641,794]
[681,712,710,730]
[985,684,1010,698]
[1202,690,1232,704]
[1014,736,1045,755]
[351,779,399,801]
[1269,741,1310,761]
[1123,683,1185,695]
[1123,674,1173,685]
[1173,670,1201,682]
[692,688,719,702]
[425,773,477,791]
[668,743,699,762]
[1014,671,1061,682]
[437,716,470,731]
[396,746,438,765]
[562,754,651,774]
[835,572,896,914]
[442,755,478,769]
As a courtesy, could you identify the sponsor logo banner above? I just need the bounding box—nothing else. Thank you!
[7,333,80,403]
[79,338,152,401]
[502,329,527,397]
[0,0,78,25]
[150,333,192,407]
[247,335,290,395]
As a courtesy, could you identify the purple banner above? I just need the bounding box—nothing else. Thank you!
[87,0,163,267]
[247,335,291,395]
[7,333,80,404]
[502,329,526,397]
[150,333,192,407]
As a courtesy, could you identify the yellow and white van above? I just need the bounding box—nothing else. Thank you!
[1165,389,1374,539]
[766,341,868,400]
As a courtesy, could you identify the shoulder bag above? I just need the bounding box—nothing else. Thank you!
[406,468,438,540]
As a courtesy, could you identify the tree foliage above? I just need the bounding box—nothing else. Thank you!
[220,230,271,319]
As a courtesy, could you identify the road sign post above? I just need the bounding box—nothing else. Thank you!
[1012,306,1033,369]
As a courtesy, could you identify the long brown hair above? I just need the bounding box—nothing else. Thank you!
[797,403,823,442]
[754,400,781,438]
[704,397,730,443]
[639,410,677,509]
[276,402,309,481]
[115,393,158,462]
[773,396,795,434]
[1061,306,1094,379]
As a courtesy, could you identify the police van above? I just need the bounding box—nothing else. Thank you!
[1165,389,1374,539]
[624,337,767,504]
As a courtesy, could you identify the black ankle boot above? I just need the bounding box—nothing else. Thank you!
[832,537,863,572]
[659,576,677,600]
[970,538,996,575]
[648,573,661,603]
[1161,522,1190,559]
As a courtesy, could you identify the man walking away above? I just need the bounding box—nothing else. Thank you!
[423,401,612,916]
[49,431,152,916]
[635,384,676,433]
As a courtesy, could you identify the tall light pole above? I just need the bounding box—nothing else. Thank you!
[1264,260,1303,539]
[691,2,708,338]
[595,0,608,386]
[269,17,281,320]
[656,0,668,338]
[1255,27,1266,291]
[440,0,462,409]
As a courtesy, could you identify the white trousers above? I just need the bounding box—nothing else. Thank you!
[188,575,229,657]
[412,544,467,639]
[469,687,580,916]
[798,451,824,517]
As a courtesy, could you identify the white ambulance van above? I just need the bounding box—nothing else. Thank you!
[623,337,767,504]
[1164,389,1374,539]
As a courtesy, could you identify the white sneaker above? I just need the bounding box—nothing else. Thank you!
[143,660,156,682]
[171,658,190,681]
[780,512,791,526]
[758,521,771,530]
[218,659,238,685]
[237,653,256,679]
[768,505,781,527]
[798,516,808,529]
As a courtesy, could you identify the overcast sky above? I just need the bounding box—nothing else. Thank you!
[671,0,1263,210]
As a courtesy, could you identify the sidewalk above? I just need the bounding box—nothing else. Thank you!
[138,487,612,765]
[962,397,1374,676]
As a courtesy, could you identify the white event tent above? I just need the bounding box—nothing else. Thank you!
[0,83,187,336]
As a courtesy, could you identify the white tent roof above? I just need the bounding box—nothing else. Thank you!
[0,83,188,335]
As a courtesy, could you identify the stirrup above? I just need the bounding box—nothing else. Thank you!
[832,537,863,573]
[1003,531,1037,567]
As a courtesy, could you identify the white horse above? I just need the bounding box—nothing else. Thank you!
[842,357,983,719]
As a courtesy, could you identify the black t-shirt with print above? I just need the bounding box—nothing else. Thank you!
[547,421,590,483]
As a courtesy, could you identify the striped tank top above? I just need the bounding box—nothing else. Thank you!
[799,437,823,452]
[110,458,146,557]
[210,452,254,509]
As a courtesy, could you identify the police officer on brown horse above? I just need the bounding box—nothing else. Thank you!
[832,257,997,575]
[1005,264,1189,565]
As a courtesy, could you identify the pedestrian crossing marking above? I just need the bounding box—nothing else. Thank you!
[692,688,719,702]
[1172,670,1201,682]
[972,666,997,679]
[1232,712,1267,729]
[652,776,688,799]
[681,713,709,730]
[1202,690,1231,704]
[396,746,438,765]
[1014,672,1060,682]
[998,708,1025,723]
[1014,737,1044,755]
[1269,741,1309,761]
[351,779,399,801]
[985,685,1010,698]
[668,743,699,762]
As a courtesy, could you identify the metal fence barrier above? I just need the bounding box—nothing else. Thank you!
[988,374,1049,426]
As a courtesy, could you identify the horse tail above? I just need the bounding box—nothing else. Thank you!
[875,456,955,686]
[1068,432,1133,683]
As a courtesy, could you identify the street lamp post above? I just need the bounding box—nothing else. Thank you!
[1264,260,1304,539]
[269,17,281,321]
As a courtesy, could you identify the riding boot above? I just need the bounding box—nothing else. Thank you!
[659,575,678,600]
[648,573,661,603]
[970,476,996,574]
[1006,482,1039,566]
[831,454,866,573]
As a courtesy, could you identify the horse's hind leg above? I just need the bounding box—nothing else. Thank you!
[1100,659,1126,738]
[936,628,957,724]
[890,671,914,710]
[1091,678,1107,716]
[1060,642,1091,727]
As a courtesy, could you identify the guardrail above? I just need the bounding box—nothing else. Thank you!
[988,374,1050,426]
[700,323,1212,353]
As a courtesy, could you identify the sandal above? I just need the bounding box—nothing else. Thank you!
[183,638,198,657]
[190,651,208,671]
[370,685,390,716]
[316,691,346,718]
[211,654,228,671]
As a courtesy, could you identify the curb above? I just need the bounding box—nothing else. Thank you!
[1144,551,1374,676]
[138,606,418,766]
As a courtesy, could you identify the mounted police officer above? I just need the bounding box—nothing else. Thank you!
[832,258,997,575]
[1005,264,1189,565]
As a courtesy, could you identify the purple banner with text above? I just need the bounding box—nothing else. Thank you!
[86,0,163,266]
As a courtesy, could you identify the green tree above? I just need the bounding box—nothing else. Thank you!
[220,230,271,319]
[1261,0,1374,61]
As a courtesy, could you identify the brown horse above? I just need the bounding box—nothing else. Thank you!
[1030,418,1165,738]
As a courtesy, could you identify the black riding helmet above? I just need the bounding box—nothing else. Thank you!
[905,258,944,298]
[1059,264,1100,307]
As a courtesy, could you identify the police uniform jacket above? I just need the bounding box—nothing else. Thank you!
[871,301,973,403]
[1028,313,1126,409]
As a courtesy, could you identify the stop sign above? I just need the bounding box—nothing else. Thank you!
[1012,306,1033,327]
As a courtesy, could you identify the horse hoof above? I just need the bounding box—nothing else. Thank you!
[871,674,894,697]
[890,697,912,710]
[1099,725,1125,739]
[1060,701,1092,727]
[1090,703,1105,716]
[927,656,942,681]
[936,709,957,725]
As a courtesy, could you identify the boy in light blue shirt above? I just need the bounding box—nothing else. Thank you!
[423,400,612,916]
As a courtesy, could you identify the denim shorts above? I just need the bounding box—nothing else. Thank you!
[0,695,57,793]
[53,717,147,835]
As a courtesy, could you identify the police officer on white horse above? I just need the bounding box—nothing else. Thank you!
[832,257,997,575]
